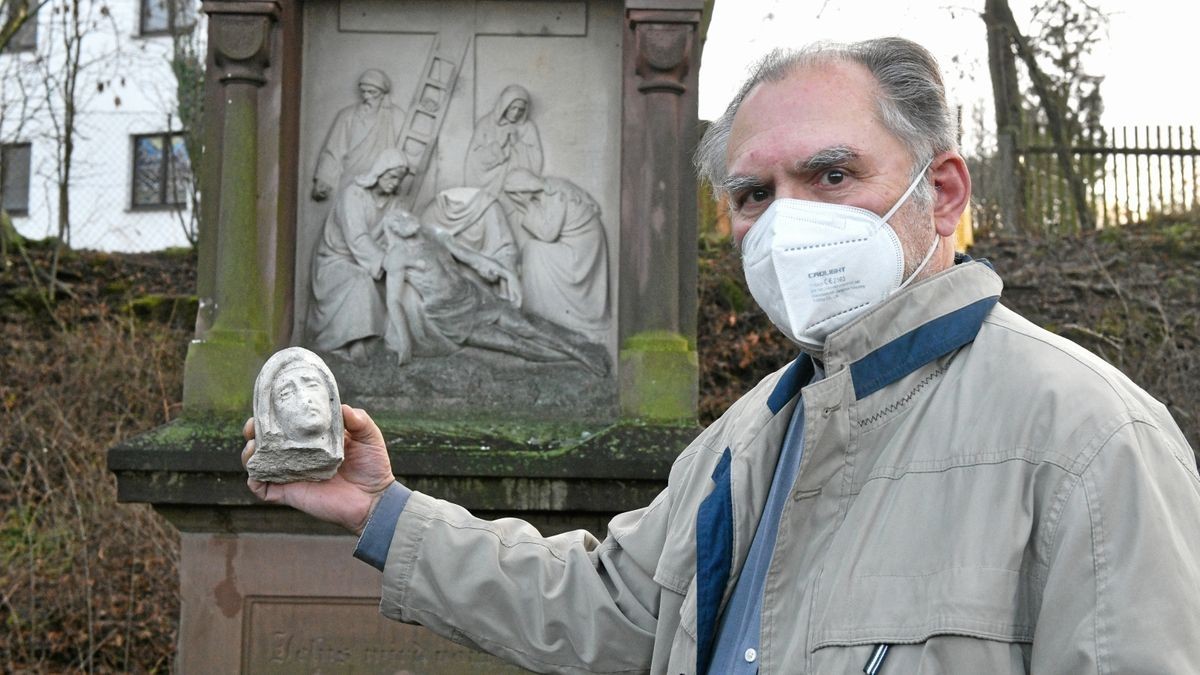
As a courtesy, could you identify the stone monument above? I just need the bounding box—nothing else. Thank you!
[109,0,706,672]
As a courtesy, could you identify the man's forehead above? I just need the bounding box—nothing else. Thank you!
[725,61,887,175]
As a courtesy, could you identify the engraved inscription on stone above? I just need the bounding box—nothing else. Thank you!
[248,347,344,483]
[243,596,528,674]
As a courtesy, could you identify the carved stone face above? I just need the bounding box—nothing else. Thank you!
[359,84,384,106]
[271,366,333,439]
[376,167,404,195]
[387,212,421,238]
[503,99,528,123]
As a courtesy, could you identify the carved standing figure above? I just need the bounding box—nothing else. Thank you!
[247,347,344,483]
[308,149,414,361]
[464,84,543,192]
[312,69,408,201]
[502,169,610,339]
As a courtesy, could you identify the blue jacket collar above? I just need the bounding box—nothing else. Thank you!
[766,261,1003,407]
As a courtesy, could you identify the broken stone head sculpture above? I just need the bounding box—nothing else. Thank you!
[247,347,344,483]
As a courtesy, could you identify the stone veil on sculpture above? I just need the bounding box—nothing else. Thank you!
[247,347,344,483]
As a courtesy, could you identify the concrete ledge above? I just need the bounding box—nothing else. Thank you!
[110,418,697,535]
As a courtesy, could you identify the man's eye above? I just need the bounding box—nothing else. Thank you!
[748,187,770,203]
[819,169,847,186]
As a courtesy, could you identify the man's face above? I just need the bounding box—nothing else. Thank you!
[272,368,331,437]
[359,84,384,105]
[503,100,527,123]
[724,61,930,255]
[377,168,403,195]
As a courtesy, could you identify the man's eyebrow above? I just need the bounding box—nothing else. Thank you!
[718,145,861,194]
[718,174,766,195]
[796,145,860,172]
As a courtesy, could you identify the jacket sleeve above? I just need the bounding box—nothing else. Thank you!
[1032,417,1200,673]
[378,487,671,674]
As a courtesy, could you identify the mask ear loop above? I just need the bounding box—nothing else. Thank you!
[881,159,934,223]
[896,231,940,292]
[886,159,938,293]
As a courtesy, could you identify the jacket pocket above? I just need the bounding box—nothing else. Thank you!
[809,567,1033,674]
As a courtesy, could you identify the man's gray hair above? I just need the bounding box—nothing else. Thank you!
[695,37,958,205]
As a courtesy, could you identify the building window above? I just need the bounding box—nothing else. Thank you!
[1,142,32,215]
[2,0,38,52]
[131,133,191,209]
[139,0,195,36]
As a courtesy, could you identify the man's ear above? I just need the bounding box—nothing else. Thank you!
[929,152,971,238]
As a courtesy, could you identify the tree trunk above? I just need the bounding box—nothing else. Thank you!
[984,0,1027,232]
[990,0,1096,231]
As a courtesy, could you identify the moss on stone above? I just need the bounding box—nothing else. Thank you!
[124,293,199,325]
[619,330,699,423]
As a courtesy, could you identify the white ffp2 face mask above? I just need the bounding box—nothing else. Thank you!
[740,164,937,352]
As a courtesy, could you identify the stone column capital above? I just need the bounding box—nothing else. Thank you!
[627,9,700,95]
[205,1,280,86]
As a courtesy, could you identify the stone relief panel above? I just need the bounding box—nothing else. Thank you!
[295,0,621,419]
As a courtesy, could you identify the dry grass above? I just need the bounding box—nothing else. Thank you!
[2,244,191,673]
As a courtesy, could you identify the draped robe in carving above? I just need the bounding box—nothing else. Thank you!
[511,178,609,336]
[307,183,391,352]
[313,100,407,194]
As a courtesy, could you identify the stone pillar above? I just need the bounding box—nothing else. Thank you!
[618,1,702,422]
[183,1,281,416]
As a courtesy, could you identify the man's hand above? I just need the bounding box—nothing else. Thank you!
[241,405,395,534]
[311,179,332,201]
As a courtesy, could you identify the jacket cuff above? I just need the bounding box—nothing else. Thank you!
[352,481,410,571]
[379,491,441,623]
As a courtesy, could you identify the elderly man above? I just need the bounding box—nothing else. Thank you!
[245,38,1200,673]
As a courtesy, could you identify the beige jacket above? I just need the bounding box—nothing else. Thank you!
[379,262,1200,673]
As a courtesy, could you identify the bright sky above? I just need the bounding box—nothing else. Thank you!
[699,0,1200,148]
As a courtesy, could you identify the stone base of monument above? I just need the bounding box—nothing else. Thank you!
[179,533,529,673]
[110,419,693,673]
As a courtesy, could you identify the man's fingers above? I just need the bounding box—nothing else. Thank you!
[247,478,285,504]
[342,405,385,445]
[243,416,255,440]
[241,439,255,469]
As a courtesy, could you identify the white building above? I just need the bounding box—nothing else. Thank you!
[1,0,202,252]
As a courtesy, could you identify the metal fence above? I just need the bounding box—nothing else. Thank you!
[972,124,1200,234]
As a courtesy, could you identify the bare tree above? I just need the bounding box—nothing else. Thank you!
[29,0,121,296]
[169,0,203,246]
[983,0,1027,232]
[1,0,43,257]
[983,0,1105,231]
